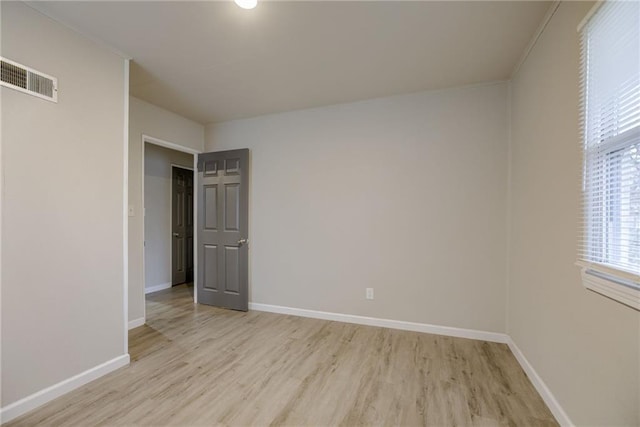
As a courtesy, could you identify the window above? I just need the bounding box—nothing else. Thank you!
[579,0,640,310]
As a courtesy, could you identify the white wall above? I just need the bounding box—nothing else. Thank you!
[508,2,640,425]
[128,97,203,322]
[1,1,126,407]
[144,144,193,291]
[206,83,509,333]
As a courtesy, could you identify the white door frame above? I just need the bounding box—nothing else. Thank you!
[141,134,201,322]
[169,163,195,289]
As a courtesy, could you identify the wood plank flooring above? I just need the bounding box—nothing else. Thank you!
[7,284,557,426]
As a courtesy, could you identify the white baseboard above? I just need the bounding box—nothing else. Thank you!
[145,282,171,294]
[249,302,509,343]
[128,317,145,330]
[507,338,573,427]
[0,354,130,424]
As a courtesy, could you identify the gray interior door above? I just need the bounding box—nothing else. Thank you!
[172,166,194,286]
[197,149,249,311]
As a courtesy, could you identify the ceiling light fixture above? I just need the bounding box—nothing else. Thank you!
[234,0,257,10]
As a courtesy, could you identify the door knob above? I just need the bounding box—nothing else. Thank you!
[237,238,248,246]
[173,233,180,237]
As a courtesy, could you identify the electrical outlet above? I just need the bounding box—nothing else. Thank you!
[366,288,374,300]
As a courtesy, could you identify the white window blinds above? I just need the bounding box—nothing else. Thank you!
[580,1,640,284]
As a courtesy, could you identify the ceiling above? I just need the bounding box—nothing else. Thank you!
[32,1,551,124]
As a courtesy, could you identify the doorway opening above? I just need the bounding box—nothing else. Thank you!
[137,136,249,329]
[142,140,196,307]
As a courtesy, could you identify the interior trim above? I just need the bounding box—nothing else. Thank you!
[580,268,640,311]
[249,302,509,343]
[0,354,130,424]
[510,1,561,78]
[144,282,172,295]
[507,338,574,427]
[128,318,145,330]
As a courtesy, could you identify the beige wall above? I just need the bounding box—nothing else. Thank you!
[206,83,509,333]
[508,2,640,425]
[144,145,193,290]
[128,97,203,322]
[0,2,126,406]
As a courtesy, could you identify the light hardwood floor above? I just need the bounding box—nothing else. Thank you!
[7,284,557,426]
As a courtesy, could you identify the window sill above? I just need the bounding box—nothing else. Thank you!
[579,267,640,311]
